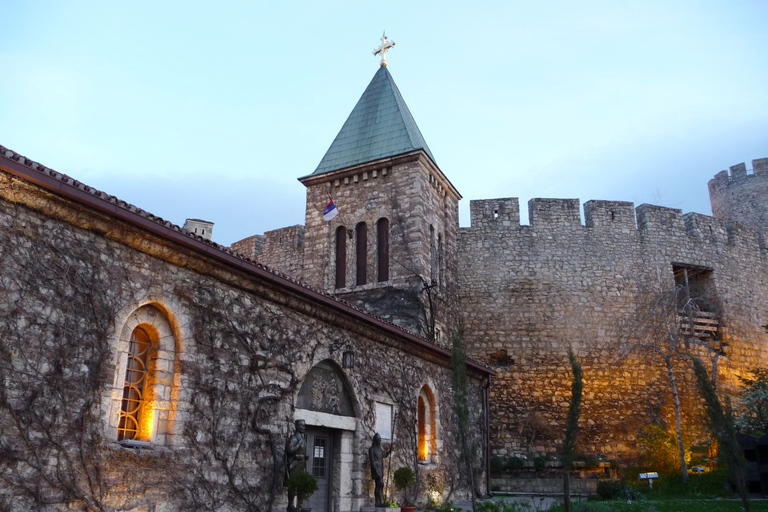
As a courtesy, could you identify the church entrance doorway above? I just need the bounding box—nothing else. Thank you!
[305,427,334,512]
[295,360,359,512]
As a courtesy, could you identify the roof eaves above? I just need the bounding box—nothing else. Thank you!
[0,144,489,376]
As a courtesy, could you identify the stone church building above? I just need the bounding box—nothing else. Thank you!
[2,41,768,511]
[0,61,492,512]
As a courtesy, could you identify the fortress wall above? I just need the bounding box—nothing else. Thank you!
[230,233,264,261]
[258,225,305,280]
[459,197,768,459]
[709,158,768,233]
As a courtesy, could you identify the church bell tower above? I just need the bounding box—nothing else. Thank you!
[298,36,461,344]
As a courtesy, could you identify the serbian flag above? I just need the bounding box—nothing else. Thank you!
[323,197,339,221]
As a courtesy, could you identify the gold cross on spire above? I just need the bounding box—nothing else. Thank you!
[373,32,395,67]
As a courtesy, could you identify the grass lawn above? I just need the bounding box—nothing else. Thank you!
[547,499,766,512]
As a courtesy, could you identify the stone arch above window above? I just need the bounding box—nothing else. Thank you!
[111,304,178,446]
[418,384,438,463]
[377,217,389,282]
[297,360,356,417]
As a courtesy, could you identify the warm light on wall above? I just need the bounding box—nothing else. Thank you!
[140,401,156,441]
[418,395,429,461]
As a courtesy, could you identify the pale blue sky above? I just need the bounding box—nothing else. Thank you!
[2,1,766,245]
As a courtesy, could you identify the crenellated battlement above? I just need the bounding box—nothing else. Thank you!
[464,195,766,253]
[709,158,768,189]
[709,158,768,235]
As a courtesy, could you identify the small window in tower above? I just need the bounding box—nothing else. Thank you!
[335,226,347,288]
[377,218,389,282]
[356,222,367,286]
[493,208,499,219]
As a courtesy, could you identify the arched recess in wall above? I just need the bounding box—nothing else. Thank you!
[418,384,438,463]
[356,222,368,286]
[377,217,389,282]
[295,359,360,435]
[335,226,347,288]
[111,303,180,446]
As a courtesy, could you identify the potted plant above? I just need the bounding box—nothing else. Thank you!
[286,470,318,512]
[393,466,417,512]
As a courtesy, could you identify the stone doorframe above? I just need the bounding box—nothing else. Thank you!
[295,408,359,512]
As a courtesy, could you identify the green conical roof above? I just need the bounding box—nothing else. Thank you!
[311,66,436,176]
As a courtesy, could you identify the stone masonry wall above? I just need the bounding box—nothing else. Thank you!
[230,233,264,260]
[709,158,768,234]
[298,152,460,342]
[260,224,305,280]
[459,196,768,460]
[0,168,487,511]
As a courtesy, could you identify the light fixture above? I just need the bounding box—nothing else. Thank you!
[342,349,355,369]
[329,340,354,369]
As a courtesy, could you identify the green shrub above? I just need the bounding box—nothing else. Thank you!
[431,501,456,512]
[285,470,318,508]
[533,455,546,470]
[490,455,505,473]
[476,499,533,512]
[393,466,417,505]
[595,480,623,500]
[617,485,644,501]
[505,456,525,470]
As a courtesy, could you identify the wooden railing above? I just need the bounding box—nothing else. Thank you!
[678,310,719,338]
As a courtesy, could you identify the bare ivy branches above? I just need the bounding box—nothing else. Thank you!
[0,202,160,511]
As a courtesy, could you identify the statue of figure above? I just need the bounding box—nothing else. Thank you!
[285,419,307,512]
[369,433,392,507]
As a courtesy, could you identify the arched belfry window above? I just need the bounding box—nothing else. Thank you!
[118,326,151,441]
[417,385,437,463]
[356,222,367,286]
[438,232,444,288]
[429,225,437,282]
[377,217,389,282]
[335,226,347,288]
[112,304,179,446]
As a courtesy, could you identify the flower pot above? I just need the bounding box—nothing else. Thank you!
[400,506,416,512]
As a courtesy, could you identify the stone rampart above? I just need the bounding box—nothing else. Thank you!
[230,233,264,260]
[261,224,305,280]
[459,195,768,459]
[709,158,768,233]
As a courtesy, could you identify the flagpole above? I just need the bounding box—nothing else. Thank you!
[325,191,353,239]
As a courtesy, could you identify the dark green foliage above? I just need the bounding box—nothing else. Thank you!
[430,501,458,512]
[563,349,584,512]
[490,456,505,473]
[596,480,623,500]
[285,470,318,507]
[692,357,749,511]
[476,499,534,512]
[562,350,584,469]
[505,456,526,470]
[736,368,768,436]
[638,423,684,475]
[533,456,547,470]
[393,466,417,506]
